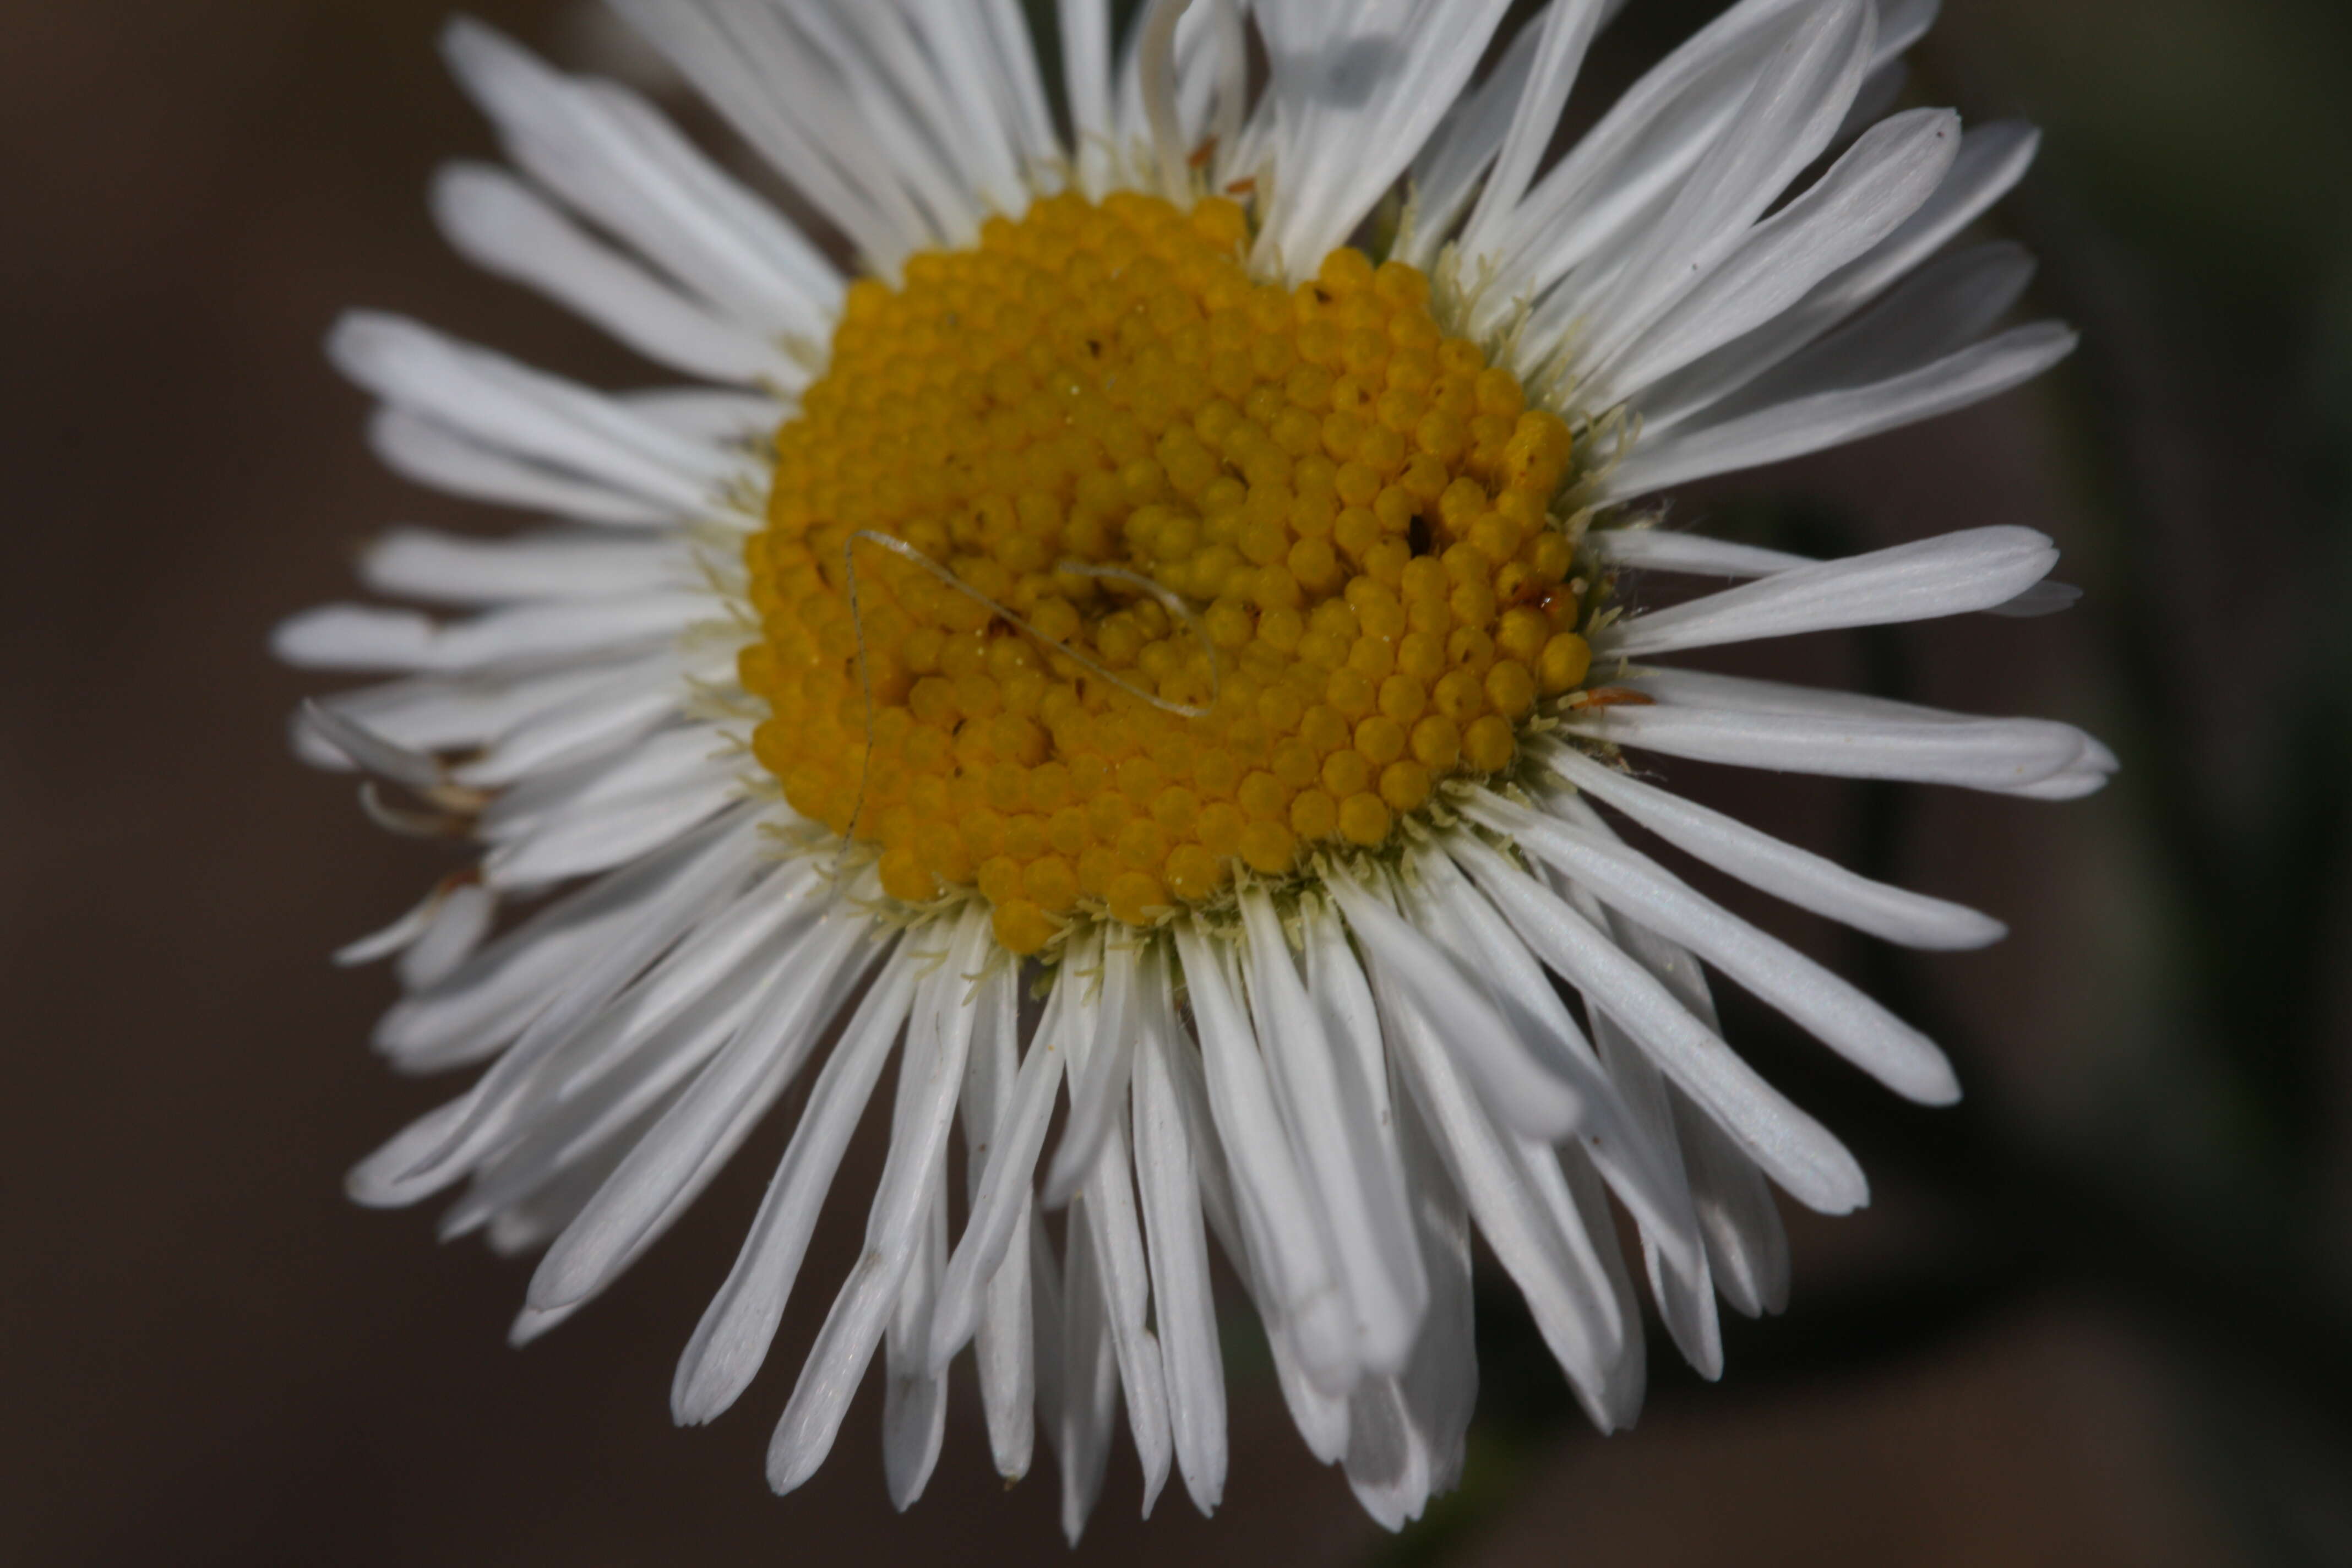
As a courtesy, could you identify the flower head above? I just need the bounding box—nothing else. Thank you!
[282,0,2109,1538]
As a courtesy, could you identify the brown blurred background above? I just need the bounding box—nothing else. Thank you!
[4,2,2349,1564]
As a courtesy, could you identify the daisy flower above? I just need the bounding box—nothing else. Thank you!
[281,0,2111,1538]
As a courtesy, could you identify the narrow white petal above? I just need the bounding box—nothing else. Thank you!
[432,163,799,385]
[483,754,741,891]
[454,652,714,790]
[1450,834,1867,1213]
[1253,0,1517,276]
[1588,107,1958,405]
[1586,527,1814,578]
[1550,0,1876,375]
[1058,1218,1119,1545]
[1637,120,2043,433]
[297,699,444,793]
[1602,526,2057,657]
[522,905,878,1311]
[1586,896,1794,1317]
[1046,934,1144,1205]
[273,591,709,674]
[398,882,498,992]
[1604,320,2078,499]
[667,941,924,1422]
[1457,0,1610,262]
[1058,944,1174,1516]
[765,909,986,1494]
[1239,888,1428,1374]
[377,808,758,1077]
[1172,919,1358,1391]
[1132,968,1226,1515]
[1404,847,1707,1284]
[393,811,767,1171]
[929,962,1072,1370]
[360,527,685,607]
[1467,791,1959,1104]
[328,313,746,511]
[1540,741,2004,948]
[1322,869,1586,1141]
[957,958,1035,1480]
[884,1119,952,1509]
[1572,669,2110,796]
[1403,15,1549,267]
[440,18,840,336]
[368,409,671,525]
[334,881,453,968]
[1340,1093,1471,1531]
[1376,972,1620,1412]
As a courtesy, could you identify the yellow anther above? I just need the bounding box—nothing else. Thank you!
[1338,792,1392,846]
[1538,633,1593,695]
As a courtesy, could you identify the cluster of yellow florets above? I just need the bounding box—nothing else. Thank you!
[741,189,1592,955]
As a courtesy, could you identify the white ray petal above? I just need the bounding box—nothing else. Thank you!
[273,592,710,676]
[1637,119,2043,433]
[1375,971,1620,1414]
[1063,1023,1174,1516]
[1603,320,2078,499]
[1046,933,1144,1205]
[360,527,686,607]
[1585,527,1814,578]
[766,909,986,1494]
[522,906,881,1311]
[1472,0,1823,317]
[1132,957,1226,1515]
[1403,848,1707,1284]
[957,957,1035,1480]
[1531,830,1724,1375]
[454,651,716,790]
[594,3,918,273]
[1239,888,1428,1374]
[1544,0,1875,374]
[1172,919,1358,1391]
[1457,0,1610,263]
[1253,0,1517,276]
[1595,903,1792,1317]
[1601,525,2057,657]
[1449,834,1867,1213]
[398,882,498,993]
[929,955,1075,1371]
[1058,1216,1120,1544]
[328,313,747,511]
[482,754,741,891]
[441,18,839,336]
[1321,868,1586,1141]
[1466,790,1959,1104]
[370,807,755,1074]
[1339,1087,1473,1531]
[1401,13,1546,266]
[366,409,669,526]
[432,163,799,386]
[548,860,826,1098]
[1587,106,1958,405]
[1539,740,2005,948]
[506,934,886,1343]
[885,1087,954,1507]
[1572,668,2110,796]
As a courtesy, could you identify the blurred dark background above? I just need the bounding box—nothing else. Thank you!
[4,1,2349,1562]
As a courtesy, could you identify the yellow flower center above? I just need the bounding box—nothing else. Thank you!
[741,189,1592,956]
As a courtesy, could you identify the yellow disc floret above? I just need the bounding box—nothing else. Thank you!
[742,190,1588,954]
